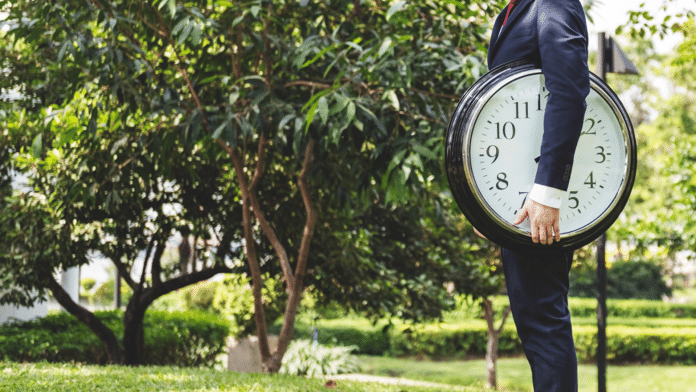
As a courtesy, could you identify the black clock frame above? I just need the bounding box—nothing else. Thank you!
[445,60,637,253]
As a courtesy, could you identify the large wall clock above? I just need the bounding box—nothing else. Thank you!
[445,60,637,253]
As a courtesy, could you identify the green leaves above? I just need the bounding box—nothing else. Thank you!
[172,16,205,46]
[386,1,407,22]
[158,0,177,18]
[32,133,43,158]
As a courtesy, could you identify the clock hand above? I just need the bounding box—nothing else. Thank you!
[534,155,540,163]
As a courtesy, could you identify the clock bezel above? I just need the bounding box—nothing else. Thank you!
[445,60,636,253]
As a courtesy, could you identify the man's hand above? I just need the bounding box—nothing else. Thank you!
[513,199,560,245]
[473,226,487,240]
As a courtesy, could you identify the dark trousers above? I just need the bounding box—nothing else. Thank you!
[502,248,578,392]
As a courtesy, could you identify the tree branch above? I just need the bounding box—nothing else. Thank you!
[150,239,166,287]
[497,305,511,334]
[482,298,495,333]
[284,80,332,90]
[215,137,272,362]
[247,169,295,289]
[141,265,233,308]
[219,134,296,289]
[46,274,125,364]
[101,249,137,290]
[135,236,156,298]
[230,24,243,80]
[272,138,317,371]
[295,138,318,280]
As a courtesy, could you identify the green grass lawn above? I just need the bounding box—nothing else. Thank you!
[359,355,696,392]
[0,361,483,392]
[3,358,696,392]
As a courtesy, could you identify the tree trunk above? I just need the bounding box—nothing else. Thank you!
[482,298,511,390]
[218,136,317,373]
[46,275,126,364]
[485,323,499,389]
[122,298,147,365]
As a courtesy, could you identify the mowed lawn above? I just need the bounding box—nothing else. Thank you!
[359,355,696,392]
[2,358,696,392]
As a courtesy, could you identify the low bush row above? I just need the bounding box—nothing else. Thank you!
[0,310,229,366]
[462,296,696,319]
[289,320,392,356]
[568,298,696,318]
[301,319,696,364]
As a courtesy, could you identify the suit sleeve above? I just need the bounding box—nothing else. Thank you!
[534,0,590,191]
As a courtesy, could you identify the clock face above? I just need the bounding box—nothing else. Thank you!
[466,71,628,236]
[445,61,636,252]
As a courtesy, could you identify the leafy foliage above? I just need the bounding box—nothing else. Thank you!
[212,274,287,337]
[599,20,696,281]
[618,1,696,39]
[0,0,507,366]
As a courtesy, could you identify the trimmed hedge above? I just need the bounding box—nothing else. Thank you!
[305,317,696,364]
[573,325,696,364]
[569,298,696,319]
[0,310,229,366]
[388,320,522,358]
[460,296,696,319]
[283,319,392,356]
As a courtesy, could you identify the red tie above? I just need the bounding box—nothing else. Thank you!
[502,0,516,27]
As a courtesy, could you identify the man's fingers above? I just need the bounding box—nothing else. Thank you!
[513,199,561,245]
[513,207,528,226]
[473,227,487,240]
[530,224,539,244]
[538,226,547,245]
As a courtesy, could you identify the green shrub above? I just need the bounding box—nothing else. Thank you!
[91,279,133,306]
[568,297,696,318]
[141,310,230,367]
[0,311,121,363]
[573,325,696,364]
[474,296,696,319]
[151,280,220,313]
[570,259,672,299]
[182,280,220,311]
[387,321,696,364]
[387,320,523,358]
[287,319,392,356]
[279,340,361,377]
[297,313,696,364]
[0,310,229,366]
[213,273,286,337]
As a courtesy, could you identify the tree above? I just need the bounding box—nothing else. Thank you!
[1,106,242,364]
[600,19,696,277]
[1,0,507,371]
[663,19,696,259]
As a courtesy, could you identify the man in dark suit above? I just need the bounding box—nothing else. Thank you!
[484,0,590,391]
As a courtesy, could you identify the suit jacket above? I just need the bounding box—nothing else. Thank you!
[488,0,590,192]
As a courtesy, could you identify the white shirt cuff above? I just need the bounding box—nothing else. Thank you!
[529,184,564,209]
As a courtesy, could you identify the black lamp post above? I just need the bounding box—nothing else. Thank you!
[594,31,638,392]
